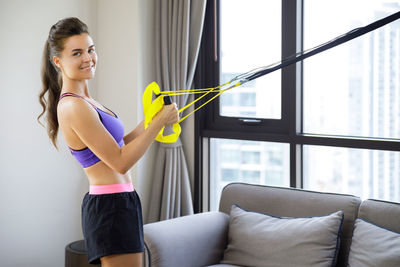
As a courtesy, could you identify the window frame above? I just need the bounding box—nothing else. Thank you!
[199,0,292,136]
[193,0,400,213]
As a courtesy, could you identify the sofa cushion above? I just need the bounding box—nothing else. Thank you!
[347,218,400,267]
[221,205,344,267]
[219,183,361,266]
[357,199,400,233]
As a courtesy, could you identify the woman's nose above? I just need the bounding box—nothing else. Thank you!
[82,52,92,62]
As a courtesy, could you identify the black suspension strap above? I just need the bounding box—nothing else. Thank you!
[234,10,400,84]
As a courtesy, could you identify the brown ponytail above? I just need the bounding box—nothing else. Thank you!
[37,17,89,149]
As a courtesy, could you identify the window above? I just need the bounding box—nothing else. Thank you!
[209,138,289,210]
[304,146,400,202]
[219,0,282,119]
[303,0,400,139]
[194,0,400,212]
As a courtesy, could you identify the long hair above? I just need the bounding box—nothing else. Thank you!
[38,17,89,149]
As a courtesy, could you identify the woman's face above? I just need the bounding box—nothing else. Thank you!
[53,33,97,81]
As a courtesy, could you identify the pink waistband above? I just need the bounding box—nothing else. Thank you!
[89,182,134,195]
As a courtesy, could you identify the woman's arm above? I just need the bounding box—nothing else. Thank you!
[123,120,145,144]
[58,98,178,174]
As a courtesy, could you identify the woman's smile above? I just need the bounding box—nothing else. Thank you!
[80,64,95,71]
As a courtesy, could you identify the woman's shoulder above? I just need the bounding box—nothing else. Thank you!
[57,96,97,123]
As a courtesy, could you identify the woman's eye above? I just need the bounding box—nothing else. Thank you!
[89,48,95,53]
[73,52,81,56]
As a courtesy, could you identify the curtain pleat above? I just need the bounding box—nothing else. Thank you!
[147,0,206,222]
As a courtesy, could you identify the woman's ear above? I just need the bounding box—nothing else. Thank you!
[53,56,61,69]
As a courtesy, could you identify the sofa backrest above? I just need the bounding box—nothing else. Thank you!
[358,199,400,232]
[219,183,361,267]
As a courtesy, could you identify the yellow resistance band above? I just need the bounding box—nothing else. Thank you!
[142,81,241,143]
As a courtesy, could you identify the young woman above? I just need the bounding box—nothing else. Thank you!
[38,17,179,266]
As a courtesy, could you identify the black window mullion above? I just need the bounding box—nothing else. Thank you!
[282,0,298,187]
[298,134,400,152]
[297,0,305,188]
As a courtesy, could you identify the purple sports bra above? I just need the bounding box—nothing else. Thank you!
[59,93,125,168]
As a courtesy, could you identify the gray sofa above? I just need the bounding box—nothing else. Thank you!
[143,183,400,267]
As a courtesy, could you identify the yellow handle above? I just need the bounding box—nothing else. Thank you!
[142,82,181,143]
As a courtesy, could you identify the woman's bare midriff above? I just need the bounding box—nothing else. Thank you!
[84,161,132,186]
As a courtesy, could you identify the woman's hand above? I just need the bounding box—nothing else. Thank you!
[157,103,179,126]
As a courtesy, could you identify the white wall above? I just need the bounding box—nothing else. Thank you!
[0,1,97,266]
[0,1,195,266]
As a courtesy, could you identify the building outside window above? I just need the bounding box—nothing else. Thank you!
[303,1,400,202]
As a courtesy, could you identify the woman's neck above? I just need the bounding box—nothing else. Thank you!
[61,78,91,98]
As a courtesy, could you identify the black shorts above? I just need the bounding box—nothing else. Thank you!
[81,190,144,264]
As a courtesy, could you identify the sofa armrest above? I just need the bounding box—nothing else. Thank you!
[144,211,229,267]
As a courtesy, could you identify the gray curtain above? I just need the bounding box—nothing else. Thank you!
[147,0,207,223]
